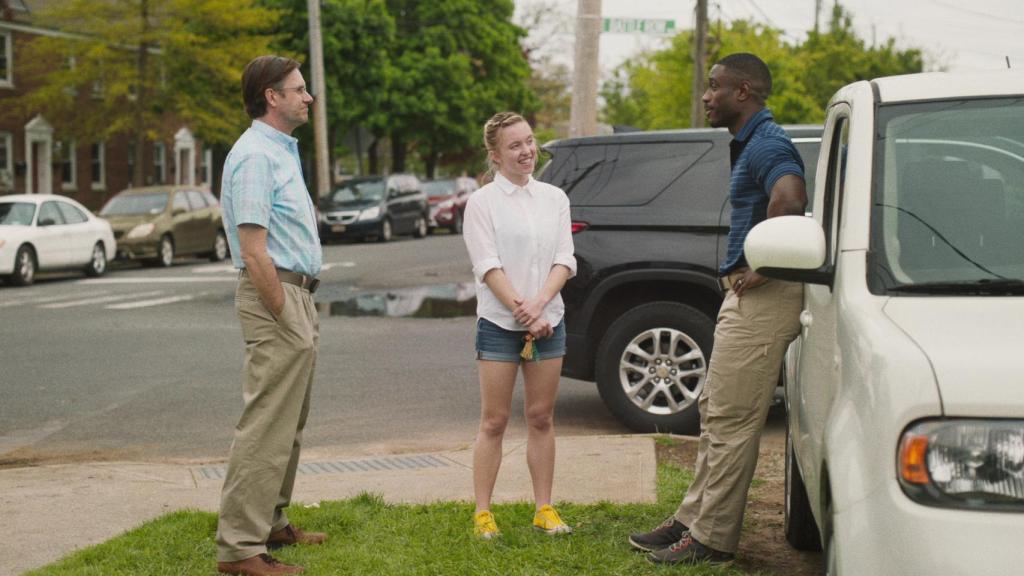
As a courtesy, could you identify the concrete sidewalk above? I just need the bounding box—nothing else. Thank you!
[0,435,656,575]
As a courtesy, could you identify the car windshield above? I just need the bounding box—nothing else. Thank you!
[329,181,385,203]
[0,202,36,226]
[423,180,457,198]
[870,97,1024,294]
[100,192,169,216]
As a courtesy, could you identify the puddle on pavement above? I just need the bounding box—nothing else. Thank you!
[317,282,476,318]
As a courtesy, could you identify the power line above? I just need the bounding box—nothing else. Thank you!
[927,0,1024,26]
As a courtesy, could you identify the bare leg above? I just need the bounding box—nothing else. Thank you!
[521,357,562,509]
[473,360,519,513]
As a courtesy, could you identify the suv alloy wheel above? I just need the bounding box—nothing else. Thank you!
[595,302,714,434]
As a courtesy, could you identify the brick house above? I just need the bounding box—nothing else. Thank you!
[0,0,215,211]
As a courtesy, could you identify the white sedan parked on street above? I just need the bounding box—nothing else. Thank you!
[0,194,116,286]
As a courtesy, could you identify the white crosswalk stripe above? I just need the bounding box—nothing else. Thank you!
[77,277,237,284]
[40,290,165,309]
[0,291,109,308]
[105,292,208,310]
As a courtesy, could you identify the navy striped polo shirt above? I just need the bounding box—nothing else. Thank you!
[720,108,805,276]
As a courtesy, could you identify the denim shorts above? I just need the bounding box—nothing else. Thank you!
[475,317,567,363]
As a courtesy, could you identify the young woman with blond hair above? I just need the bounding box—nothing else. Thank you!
[462,112,576,539]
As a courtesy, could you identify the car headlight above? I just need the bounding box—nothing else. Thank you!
[898,419,1024,510]
[439,199,454,210]
[126,223,156,239]
[358,206,381,221]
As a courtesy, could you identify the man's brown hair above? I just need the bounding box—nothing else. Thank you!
[241,55,301,119]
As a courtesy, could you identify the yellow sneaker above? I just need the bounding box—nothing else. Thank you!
[533,504,572,535]
[474,510,500,539]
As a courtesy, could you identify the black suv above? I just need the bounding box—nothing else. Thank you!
[539,126,822,434]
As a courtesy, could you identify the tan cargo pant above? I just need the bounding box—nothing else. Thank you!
[674,277,802,553]
[216,277,319,562]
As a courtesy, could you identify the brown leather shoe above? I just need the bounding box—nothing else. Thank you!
[217,553,303,575]
[267,524,327,549]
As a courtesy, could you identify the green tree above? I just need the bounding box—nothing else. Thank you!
[601,7,922,129]
[385,0,536,177]
[12,0,280,186]
[258,0,394,177]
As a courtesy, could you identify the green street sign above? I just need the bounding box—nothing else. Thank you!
[602,17,677,36]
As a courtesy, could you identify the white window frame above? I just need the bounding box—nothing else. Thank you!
[154,141,165,184]
[0,30,13,89]
[201,147,213,186]
[90,140,105,190]
[60,139,77,190]
[0,131,13,189]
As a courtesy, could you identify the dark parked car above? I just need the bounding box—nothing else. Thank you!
[423,176,479,234]
[539,126,822,434]
[318,174,429,242]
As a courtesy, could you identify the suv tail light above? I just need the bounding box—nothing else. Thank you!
[571,221,589,234]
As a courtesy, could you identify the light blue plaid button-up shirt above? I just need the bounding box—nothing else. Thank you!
[221,120,322,277]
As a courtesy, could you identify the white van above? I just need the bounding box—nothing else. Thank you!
[744,71,1024,575]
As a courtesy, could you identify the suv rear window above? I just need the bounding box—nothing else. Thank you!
[544,141,713,206]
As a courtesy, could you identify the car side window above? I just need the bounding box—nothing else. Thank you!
[172,192,190,212]
[37,201,66,226]
[56,201,88,224]
[186,190,207,210]
[820,116,849,268]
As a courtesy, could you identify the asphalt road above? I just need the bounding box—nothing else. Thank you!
[0,233,631,466]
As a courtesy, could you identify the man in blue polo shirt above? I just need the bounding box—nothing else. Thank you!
[215,55,325,576]
[629,53,807,565]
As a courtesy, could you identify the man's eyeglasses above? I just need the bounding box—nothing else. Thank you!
[274,85,315,100]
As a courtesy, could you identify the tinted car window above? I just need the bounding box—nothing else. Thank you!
[38,201,66,225]
[423,180,457,198]
[330,180,385,203]
[0,202,36,225]
[56,201,88,224]
[546,141,712,206]
[100,192,168,216]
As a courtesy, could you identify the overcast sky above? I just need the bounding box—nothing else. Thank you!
[515,0,1024,76]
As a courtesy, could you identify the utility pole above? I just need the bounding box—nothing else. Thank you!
[307,0,329,201]
[814,0,821,33]
[569,0,601,137]
[690,0,708,128]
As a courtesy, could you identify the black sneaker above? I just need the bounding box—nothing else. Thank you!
[628,517,688,552]
[647,531,734,565]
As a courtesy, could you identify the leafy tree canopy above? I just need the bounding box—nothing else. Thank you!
[602,6,923,129]
[13,0,281,147]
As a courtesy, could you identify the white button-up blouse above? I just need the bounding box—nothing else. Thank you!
[463,172,577,331]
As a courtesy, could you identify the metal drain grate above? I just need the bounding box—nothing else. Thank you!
[196,454,450,481]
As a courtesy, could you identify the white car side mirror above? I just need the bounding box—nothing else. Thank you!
[745,216,827,272]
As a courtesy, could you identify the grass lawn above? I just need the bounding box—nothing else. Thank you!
[27,451,771,575]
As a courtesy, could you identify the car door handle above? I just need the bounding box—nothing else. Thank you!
[800,310,813,328]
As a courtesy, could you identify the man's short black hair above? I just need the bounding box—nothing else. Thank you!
[716,53,772,103]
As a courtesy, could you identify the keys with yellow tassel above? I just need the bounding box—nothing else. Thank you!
[520,334,539,361]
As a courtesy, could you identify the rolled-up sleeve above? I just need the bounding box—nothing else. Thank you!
[229,153,275,228]
[463,194,502,282]
[552,192,577,278]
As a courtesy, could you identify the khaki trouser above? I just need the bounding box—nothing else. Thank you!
[674,277,802,553]
[216,277,319,562]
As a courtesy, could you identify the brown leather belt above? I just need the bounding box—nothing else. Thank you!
[240,268,320,294]
[718,268,748,292]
